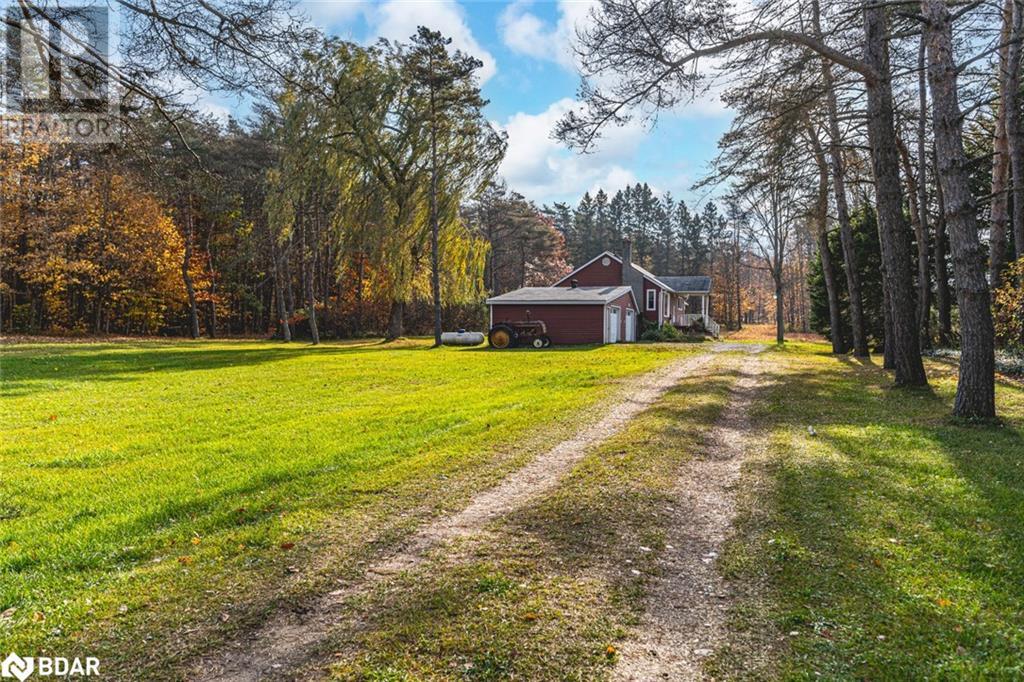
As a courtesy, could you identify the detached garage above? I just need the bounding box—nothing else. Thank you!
[486,285,638,347]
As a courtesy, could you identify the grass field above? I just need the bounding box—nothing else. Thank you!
[0,338,685,668]
[4,334,1024,679]
[715,343,1024,679]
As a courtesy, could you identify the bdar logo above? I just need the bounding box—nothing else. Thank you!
[1,653,33,682]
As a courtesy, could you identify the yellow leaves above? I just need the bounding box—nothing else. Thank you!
[935,597,952,608]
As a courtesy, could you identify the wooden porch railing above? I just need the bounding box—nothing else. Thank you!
[681,313,721,338]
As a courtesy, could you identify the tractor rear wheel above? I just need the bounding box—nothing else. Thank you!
[539,335,551,348]
[488,325,514,349]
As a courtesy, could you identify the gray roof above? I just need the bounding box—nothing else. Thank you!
[657,276,712,293]
[487,286,634,305]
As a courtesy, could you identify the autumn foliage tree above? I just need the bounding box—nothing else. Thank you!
[2,146,185,334]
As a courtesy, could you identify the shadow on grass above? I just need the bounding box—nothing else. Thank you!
[722,351,1024,677]
[500,372,738,572]
[0,340,440,397]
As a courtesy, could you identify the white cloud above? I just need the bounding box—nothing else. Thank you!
[498,0,594,71]
[303,0,368,30]
[496,97,646,204]
[367,0,497,83]
[499,0,730,119]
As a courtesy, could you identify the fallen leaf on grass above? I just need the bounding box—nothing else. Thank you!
[521,612,537,622]
[936,597,952,608]
[31,611,45,622]
[178,556,194,565]
[605,645,617,658]
[0,607,15,620]
[279,542,295,551]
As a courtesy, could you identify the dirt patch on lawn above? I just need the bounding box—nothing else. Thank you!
[192,348,733,682]
[612,345,768,681]
[724,324,824,343]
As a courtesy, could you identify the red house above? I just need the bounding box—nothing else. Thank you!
[486,239,717,346]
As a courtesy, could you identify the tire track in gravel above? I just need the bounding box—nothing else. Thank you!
[194,346,737,682]
[612,344,768,681]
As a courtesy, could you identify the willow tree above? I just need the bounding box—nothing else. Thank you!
[403,28,506,346]
[285,37,497,339]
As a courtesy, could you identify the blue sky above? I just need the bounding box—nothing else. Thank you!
[288,1,735,208]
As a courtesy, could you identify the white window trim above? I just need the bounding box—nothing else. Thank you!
[645,289,656,311]
[662,292,670,317]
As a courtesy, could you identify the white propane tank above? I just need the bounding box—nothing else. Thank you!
[441,330,485,346]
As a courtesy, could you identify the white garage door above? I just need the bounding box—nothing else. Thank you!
[625,309,636,341]
[609,306,620,343]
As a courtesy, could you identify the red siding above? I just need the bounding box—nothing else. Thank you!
[641,279,668,323]
[555,256,622,287]
[490,304,605,345]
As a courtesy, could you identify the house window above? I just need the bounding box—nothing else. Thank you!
[646,289,656,311]
[662,292,670,316]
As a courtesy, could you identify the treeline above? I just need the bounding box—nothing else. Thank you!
[542,184,729,275]
[541,184,816,331]
[1,30,570,341]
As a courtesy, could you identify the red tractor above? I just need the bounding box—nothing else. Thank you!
[488,318,551,349]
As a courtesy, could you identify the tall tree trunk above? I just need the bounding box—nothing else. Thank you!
[386,300,404,340]
[428,77,443,348]
[916,34,933,349]
[933,155,953,345]
[881,268,895,369]
[182,193,200,339]
[896,135,932,349]
[774,275,784,344]
[863,6,928,386]
[206,234,217,338]
[989,0,1014,289]
[813,0,869,357]
[1006,0,1024,259]
[734,232,742,330]
[93,292,104,334]
[807,121,847,353]
[923,0,996,419]
[300,207,319,345]
[272,240,291,342]
[355,253,365,335]
[284,248,295,324]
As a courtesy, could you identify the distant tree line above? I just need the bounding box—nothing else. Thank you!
[542,184,729,276]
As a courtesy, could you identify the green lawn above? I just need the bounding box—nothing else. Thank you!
[5,337,1023,679]
[715,343,1024,679]
[328,353,741,681]
[0,338,685,668]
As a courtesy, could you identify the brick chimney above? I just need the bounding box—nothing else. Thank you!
[622,237,644,309]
